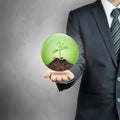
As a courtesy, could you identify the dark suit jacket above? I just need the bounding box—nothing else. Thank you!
[57,0,120,120]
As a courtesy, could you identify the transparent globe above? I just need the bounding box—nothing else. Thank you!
[41,33,79,71]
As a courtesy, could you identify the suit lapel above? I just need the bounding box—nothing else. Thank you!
[92,0,117,67]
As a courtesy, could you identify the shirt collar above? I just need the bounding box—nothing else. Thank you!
[101,0,120,17]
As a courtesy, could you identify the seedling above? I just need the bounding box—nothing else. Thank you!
[52,41,69,60]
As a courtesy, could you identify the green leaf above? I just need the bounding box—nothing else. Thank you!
[57,42,64,50]
[52,49,59,53]
[61,46,69,50]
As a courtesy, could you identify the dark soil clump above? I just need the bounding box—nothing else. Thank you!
[47,58,73,71]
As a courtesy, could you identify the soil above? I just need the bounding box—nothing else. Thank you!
[47,58,73,71]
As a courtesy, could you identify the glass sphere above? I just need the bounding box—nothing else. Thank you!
[41,33,79,71]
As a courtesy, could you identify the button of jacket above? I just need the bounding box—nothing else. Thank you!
[117,77,120,81]
[117,98,120,102]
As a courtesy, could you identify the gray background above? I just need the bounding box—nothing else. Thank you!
[0,0,95,120]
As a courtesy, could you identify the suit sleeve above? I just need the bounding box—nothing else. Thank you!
[56,11,86,91]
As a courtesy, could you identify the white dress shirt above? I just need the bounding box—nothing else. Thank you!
[101,0,120,28]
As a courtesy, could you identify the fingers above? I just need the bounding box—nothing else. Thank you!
[55,75,69,83]
[43,70,74,83]
[68,74,74,80]
[50,73,73,83]
[50,74,57,82]
[43,71,52,78]
[62,75,68,81]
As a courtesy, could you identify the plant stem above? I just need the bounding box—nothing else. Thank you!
[59,49,61,59]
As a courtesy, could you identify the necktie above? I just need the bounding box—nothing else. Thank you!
[111,8,120,59]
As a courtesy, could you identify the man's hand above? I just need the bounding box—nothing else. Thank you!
[43,70,74,83]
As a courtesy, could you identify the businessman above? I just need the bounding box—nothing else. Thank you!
[44,0,120,119]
